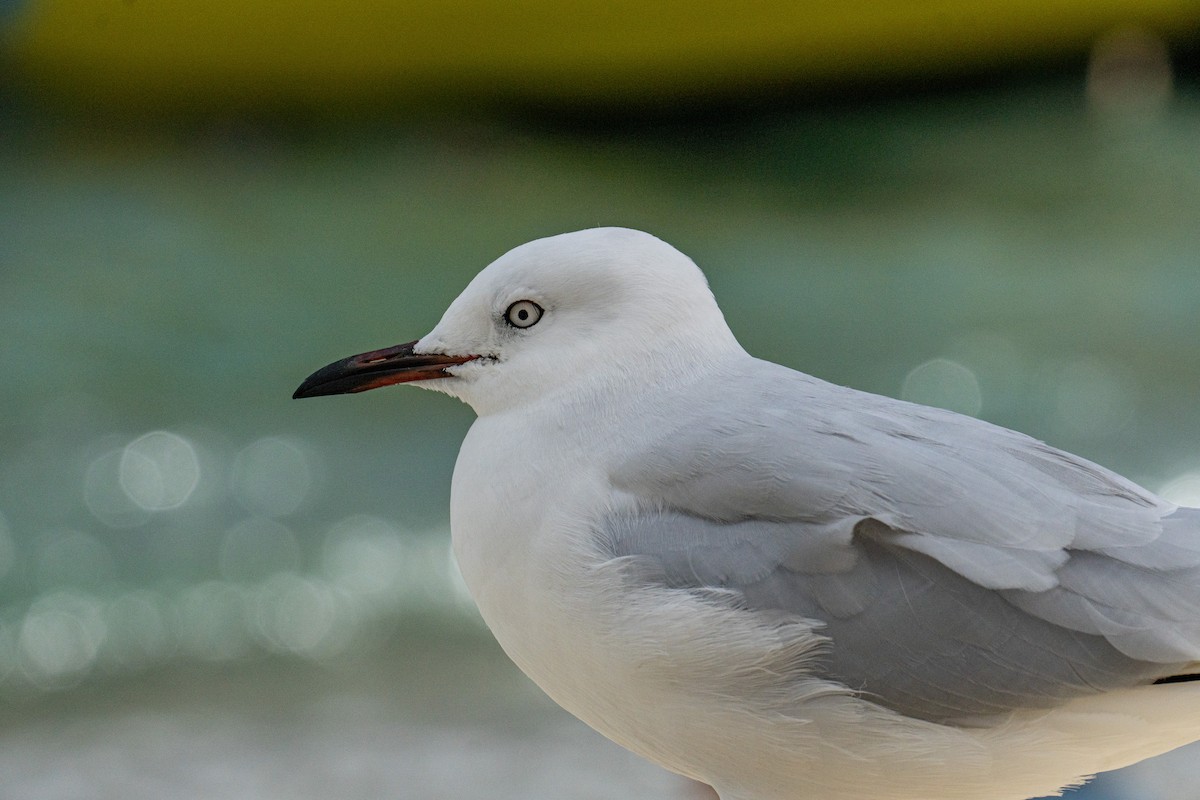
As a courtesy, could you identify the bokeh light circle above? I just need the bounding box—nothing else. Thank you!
[230,436,314,517]
[119,431,201,511]
[901,358,982,417]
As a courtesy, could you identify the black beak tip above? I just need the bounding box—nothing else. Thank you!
[292,378,325,400]
[292,356,359,400]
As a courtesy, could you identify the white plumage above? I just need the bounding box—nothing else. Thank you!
[296,227,1200,800]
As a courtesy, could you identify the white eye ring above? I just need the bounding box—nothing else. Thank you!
[505,300,543,329]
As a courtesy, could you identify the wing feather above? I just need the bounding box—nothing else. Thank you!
[605,360,1200,721]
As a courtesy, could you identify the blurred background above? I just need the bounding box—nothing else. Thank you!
[1,1,1199,798]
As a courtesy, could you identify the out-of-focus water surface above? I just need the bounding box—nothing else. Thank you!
[1,78,1199,798]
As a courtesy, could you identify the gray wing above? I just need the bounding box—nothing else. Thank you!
[606,359,1200,722]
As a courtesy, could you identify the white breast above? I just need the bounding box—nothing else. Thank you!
[450,410,615,695]
[448,405,714,773]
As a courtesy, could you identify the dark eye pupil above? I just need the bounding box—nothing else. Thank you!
[506,300,542,328]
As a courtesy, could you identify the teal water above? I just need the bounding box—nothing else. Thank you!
[1,79,1199,797]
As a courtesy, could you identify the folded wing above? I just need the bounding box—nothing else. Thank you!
[605,359,1200,721]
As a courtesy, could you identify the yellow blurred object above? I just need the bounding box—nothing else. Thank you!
[2,0,1198,110]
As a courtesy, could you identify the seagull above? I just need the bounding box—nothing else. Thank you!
[294,227,1200,800]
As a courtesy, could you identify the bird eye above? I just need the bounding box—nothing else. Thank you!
[505,300,543,329]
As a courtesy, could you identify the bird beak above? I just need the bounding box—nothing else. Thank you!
[293,340,478,399]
